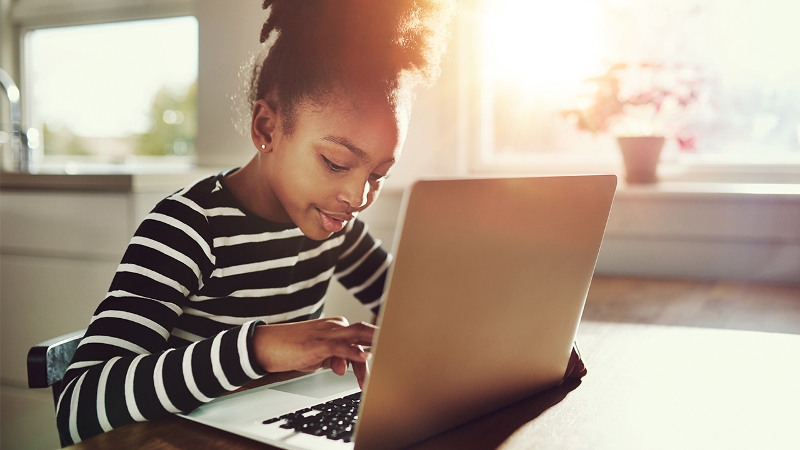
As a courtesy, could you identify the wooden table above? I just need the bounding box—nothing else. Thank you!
[67,320,800,449]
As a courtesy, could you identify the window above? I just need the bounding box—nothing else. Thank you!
[24,16,197,171]
[479,0,800,173]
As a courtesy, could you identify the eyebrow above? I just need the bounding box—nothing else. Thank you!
[321,135,395,166]
[322,136,369,161]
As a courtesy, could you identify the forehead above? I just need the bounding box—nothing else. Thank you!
[290,91,407,158]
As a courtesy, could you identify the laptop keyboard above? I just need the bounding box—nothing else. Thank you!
[262,392,361,443]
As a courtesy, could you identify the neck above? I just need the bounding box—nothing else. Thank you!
[224,156,292,223]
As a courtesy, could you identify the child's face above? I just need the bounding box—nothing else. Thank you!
[258,92,406,240]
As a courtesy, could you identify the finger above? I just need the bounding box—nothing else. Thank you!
[320,339,370,363]
[330,356,348,376]
[352,344,369,389]
[319,357,332,370]
[318,316,350,329]
[326,322,377,346]
[352,359,369,389]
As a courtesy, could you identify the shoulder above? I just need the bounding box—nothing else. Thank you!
[168,171,233,210]
[151,171,240,220]
[133,171,243,244]
[337,217,367,243]
[333,217,376,256]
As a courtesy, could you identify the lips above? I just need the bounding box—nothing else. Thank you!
[317,209,352,233]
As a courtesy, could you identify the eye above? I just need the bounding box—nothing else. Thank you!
[370,172,390,182]
[321,155,348,173]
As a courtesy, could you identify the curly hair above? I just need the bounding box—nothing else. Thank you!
[241,0,454,134]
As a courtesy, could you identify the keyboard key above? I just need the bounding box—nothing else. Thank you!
[263,392,362,442]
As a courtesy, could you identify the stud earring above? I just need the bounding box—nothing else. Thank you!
[260,144,266,149]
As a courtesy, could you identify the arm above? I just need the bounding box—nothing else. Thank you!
[333,219,391,316]
[55,195,266,445]
[252,316,375,389]
[236,219,389,387]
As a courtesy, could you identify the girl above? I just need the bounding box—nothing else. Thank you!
[56,0,585,445]
[56,0,454,444]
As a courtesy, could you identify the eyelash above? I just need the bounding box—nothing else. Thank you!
[321,155,348,173]
[321,155,389,182]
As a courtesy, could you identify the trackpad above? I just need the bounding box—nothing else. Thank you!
[270,370,359,398]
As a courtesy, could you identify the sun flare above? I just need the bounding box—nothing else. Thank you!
[483,0,606,98]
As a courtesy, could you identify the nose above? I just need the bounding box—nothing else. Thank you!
[338,178,370,210]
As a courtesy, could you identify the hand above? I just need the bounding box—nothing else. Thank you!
[563,343,587,381]
[253,317,376,388]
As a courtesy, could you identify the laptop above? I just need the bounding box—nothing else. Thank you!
[181,174,617,450]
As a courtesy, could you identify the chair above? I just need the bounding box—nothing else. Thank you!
[27,329,86,447]
[27,329,86,408]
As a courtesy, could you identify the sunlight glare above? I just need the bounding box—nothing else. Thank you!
[484,0,606,98]
[29,17,198,138]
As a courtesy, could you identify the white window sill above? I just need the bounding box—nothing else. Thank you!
[470,151,800,185]
[616,181,800,201]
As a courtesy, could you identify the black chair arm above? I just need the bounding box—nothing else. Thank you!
[27,329,86,389]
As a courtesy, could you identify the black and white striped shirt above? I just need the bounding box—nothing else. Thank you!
[56,172,390,445]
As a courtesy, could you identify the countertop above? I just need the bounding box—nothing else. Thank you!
[0,168,222,193]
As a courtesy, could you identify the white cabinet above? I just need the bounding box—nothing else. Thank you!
[0,175,196,450]
[0,190,166,384]
[598,183,800,282]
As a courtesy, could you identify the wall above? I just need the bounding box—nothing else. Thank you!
[194,0,264,168]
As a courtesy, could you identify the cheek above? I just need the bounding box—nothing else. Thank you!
[291,152,327,192]
[365,181,382,206]
[273,156,320,210]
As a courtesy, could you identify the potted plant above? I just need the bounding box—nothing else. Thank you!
[561,62,705,183]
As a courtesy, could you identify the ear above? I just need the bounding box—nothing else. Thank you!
[251,99,278,154]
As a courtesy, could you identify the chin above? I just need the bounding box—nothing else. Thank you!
[299,224,334,241]
[307,231,334,241]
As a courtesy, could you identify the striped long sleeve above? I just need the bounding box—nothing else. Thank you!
[56,172,390,445]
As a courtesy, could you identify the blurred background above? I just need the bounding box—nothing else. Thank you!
[1,0,798,448]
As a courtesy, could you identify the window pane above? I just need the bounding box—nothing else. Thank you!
[483,0,800,162]
[27,16,198,163]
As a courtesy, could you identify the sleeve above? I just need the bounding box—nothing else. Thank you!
[55,194,267,446]
[333,219,392,315]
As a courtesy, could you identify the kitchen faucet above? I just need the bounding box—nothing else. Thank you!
[0,67,31,172]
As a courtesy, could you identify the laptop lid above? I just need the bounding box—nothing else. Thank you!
[353,175,617,449]
[182,175,616,450]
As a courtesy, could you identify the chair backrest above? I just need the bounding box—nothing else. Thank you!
[27,329,86,408]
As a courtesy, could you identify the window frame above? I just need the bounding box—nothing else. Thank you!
[7,0,196,170]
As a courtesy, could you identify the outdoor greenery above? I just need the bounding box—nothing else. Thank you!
[42,123,91,156]
[42,81,196,158]
[134,81,197,156]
